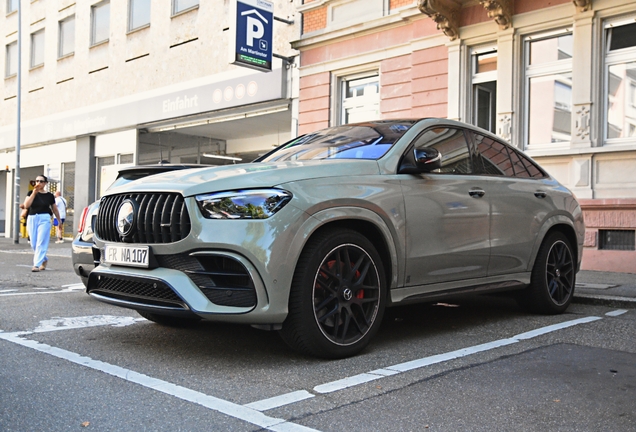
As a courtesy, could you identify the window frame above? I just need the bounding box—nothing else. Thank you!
[30,29,45,69]
[5,41,17,78]
[91,1,110,47]
[470,44,498,133]
[172,0,199,17]
[337,71,380,126]
[523,28,574,150]
[603,16,636,145]
[58,15,75,59]
[6,0,18,15]
[128,0,151,32]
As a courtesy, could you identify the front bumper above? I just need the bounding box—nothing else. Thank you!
[87,249,287,324]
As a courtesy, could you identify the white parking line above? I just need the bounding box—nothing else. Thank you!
[0,311,619,420]
[245,390,315,411]
[0,332,320,432]
[0,284,85,297]
[313,316,603,394]
[606,309,628,317]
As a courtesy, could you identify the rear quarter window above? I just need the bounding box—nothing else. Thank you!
[472,133,546,178]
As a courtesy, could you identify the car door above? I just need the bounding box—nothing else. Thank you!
[470,131,556,275]
[400,127,491,287]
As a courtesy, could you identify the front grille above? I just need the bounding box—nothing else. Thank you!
[95,193,190,243]
[156,254,257,308]
[88,273,186,309]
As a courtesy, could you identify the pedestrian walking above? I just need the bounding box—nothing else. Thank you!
[22,175,62,272]
[54,191,67,243]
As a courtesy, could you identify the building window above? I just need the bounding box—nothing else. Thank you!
[6,0,18,14]
[471,46,497,133]
[605,19,636,141]
[58,15,75,58]
[5,41,17,77]
[339,73,380,125]
[30,29,45,68]
[129,0,151,31]
[524,31,573,148]
[598,229,636,251]
[96,156,115,199]
[91,1,110,46]
[172,0,198,16]
[119,153,134,164]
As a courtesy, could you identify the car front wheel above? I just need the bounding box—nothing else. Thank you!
[523,231,576,314]
[280,228,386,359]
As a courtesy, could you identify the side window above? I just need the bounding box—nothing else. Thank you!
[473,133,546,178]
[413,128,472,174]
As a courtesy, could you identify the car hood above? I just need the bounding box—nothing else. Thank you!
[104,159,382,197]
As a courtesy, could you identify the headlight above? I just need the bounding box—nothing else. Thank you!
[195,189,292,219]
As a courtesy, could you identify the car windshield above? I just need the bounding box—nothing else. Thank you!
[259,120,417,162]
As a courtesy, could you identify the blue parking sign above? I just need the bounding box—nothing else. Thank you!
[233,0,274,72]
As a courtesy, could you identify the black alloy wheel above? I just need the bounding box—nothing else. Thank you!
[280,228,386,359]
[313,243,381,346]
[545,239,575,306]
[523,231,576,314]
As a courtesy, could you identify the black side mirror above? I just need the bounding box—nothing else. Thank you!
[398,147,442,174]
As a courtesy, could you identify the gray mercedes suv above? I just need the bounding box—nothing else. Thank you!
[87,119,585,358]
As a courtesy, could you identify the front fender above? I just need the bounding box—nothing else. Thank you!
[527,213,584,272]
[282,206,403,291]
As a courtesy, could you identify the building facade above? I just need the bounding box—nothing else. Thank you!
[1,0,300,237]
[293,0,636,273]
[3,0,635,273]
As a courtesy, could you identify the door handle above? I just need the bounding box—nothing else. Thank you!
[469,189,485,198]
[534,191,547,199]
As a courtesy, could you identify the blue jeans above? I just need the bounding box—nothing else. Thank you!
[27,213,51,268]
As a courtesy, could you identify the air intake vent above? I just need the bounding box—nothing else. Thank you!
[95,193,190,243]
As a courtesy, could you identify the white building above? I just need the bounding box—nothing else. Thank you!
[1,0,299,236]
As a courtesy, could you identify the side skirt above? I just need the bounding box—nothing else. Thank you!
[390,272,531,305]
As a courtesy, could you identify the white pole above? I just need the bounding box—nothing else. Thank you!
[13,0,22,244]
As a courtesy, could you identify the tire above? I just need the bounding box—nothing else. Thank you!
[137,310,201,327]
[522,232,576,314]
[80,276,89,288]
[279,228,387,359]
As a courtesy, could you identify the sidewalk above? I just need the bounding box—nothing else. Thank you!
[575,270,636,308]
[0,236,634,308]
[0,235,72,257]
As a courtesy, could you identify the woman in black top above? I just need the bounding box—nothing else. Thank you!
[22,175,62,272]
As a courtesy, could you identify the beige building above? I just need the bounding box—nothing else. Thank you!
[293,0,636,273]
[1,0,300,236]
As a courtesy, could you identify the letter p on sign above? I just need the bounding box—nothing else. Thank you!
[246,16,264,47]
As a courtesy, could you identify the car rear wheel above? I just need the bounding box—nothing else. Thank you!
[522,231,575,314]
[137,310,200,327]
[279,228,386,359]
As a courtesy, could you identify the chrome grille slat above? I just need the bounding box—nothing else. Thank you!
[96,193,190,243]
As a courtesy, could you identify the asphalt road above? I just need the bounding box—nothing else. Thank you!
[1,244,635,431]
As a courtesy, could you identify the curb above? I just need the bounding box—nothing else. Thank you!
[573,293,636,309]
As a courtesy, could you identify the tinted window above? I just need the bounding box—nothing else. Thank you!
[607,22,636,51]
[473,133,546,178]
[413,128,472,174]
[260,121,416,162]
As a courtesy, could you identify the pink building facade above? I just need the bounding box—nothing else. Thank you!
[293,0,636,273]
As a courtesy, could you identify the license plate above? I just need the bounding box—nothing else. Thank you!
[104,245,149,268]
